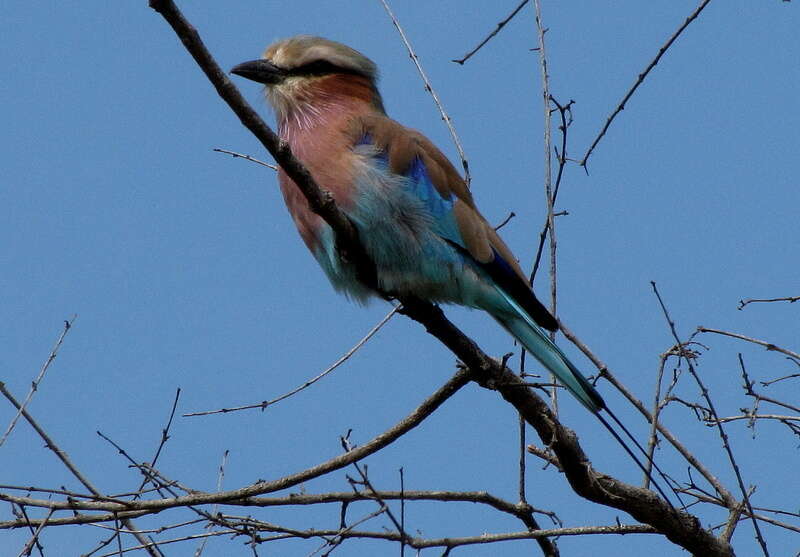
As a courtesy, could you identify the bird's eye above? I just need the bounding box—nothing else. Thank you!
[290,60,341,77]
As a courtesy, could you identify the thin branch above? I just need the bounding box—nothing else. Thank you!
[651,281,769,556]
[738,295,799,310]
[0,489,555,530]
[532,0,560,412]
[94,529,240,557]
[1,369,471,515]
[377,0,471,184]
[529,98,573,283]
[17,507,53,557]
[738,355,800,415]
[0,386,114,496]
[90,518,206,536]
[558,320,735,504]
[340,435,408,547]
[308,506,387,556]
[697,327,800,362]
[526,444,561,469]
[706,414,800,425]
[452,0,529,64]
[184,306,398,416]
[136,388,181,497]
[194,449,229,556]
[102,411,178,557]
[280,524,659,548]
[214,147,277,170]
[0,383,160,557]
[104,524,658,556]
[94,432,306,554]
[1,316,77,447]
[721,487,753,544]
[399,467,405,557]
[580,0,714,169]
[761,372,800,386]
[644,349,670,489]
[685,490,800,534]
[494,211,516,231]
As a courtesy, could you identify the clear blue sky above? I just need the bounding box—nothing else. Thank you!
[2,1,798,555]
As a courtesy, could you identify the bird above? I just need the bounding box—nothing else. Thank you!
[231,36,674,502]
[231,35,603,410]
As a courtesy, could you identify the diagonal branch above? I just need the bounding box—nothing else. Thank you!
[559,320,736,504]
[1,316,77,448]
[0,384,161,557]
[452,0,529,65]
[378,0,471,185]
[652,282,768,556]
[0,370,471,516]
[184,306,398,417]
[580,0,713,169]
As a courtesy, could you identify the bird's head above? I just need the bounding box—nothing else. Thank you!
[232,35,384,126]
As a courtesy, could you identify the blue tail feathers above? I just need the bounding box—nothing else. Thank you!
[491,286,605,413]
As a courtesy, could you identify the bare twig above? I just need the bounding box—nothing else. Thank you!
[1,316,76,447]
[214,147,277,170]
[532,0,554,287]
[559,320,735,504]
[651,282,769,556]
[103,524,657,556]
[738,296,800,310]
[194,450,229,556]
[526,444,561,469]
[530,98,573,283]
[761,373,800,386]
[494,211,516,231]
[721,488,753,544]
[184,306,398,416]
[136,388,181,496]
[90,518,205,536]
[684,490,800,534]
[697,327,800,362]
[644,350,670,489]
[17,507,53,557]
[738,354,800,415]
[0,489,556,530]
[377,0,471,184]
[340,435,408,548]
[307,506,387,556]
[452,0,529,64]
[705,414,800,425]
[399,467,405,557]
[532,0,561,412]
[7,368,469,515]
[0,387,112,495]
[94,529,240,557]
[580,0,714,169]
[0,384,161,557]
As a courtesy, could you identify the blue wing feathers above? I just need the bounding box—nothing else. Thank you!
[400,149,603,412]
[351,137,602,412]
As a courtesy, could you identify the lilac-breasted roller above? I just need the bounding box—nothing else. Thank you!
[231,38,679,502]
[231,35,605,413]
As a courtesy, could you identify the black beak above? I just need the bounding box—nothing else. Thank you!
[230,59,285,85]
